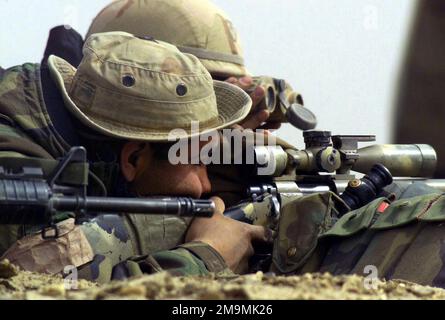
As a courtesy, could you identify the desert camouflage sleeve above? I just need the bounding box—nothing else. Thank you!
[71,214,232,283]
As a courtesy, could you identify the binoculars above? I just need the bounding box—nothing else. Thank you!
[248,76,317,131]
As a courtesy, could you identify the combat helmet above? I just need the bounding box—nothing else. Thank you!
[87,0,248,78]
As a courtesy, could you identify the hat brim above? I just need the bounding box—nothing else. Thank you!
[47,55,252,142]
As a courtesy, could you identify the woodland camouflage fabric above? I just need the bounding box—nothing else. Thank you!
[270,192,342,275]
[0,63,232,283]
[297,192,445,288]
[218,183,445,289]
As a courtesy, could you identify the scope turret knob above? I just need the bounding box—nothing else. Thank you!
[303,130,332,148]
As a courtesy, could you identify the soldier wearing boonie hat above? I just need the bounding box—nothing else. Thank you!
[85,0,312,208]
[74,2,445,289]
[0,32,271,282]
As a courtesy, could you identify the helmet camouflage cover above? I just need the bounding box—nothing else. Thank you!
[88,0,248,78]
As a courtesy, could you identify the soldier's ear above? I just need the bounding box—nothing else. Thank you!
[120,141,147,182]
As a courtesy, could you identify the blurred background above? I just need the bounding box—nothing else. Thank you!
[1,0,444,174]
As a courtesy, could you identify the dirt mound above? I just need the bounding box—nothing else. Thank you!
[1,259,444,300]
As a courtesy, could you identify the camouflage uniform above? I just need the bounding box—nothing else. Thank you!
[0,32,253,283]
[263,183,445,288]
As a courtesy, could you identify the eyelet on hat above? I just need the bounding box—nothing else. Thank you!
[176,83,188,96]
[122,75,136,87]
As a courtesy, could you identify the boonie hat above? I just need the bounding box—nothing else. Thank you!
[48,32,251,141]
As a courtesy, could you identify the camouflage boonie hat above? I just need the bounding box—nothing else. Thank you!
[47,32,251,141]
[87,0,248,78]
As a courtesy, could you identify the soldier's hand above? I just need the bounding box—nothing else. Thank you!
[185,196,271,274]
[226,76,281,130]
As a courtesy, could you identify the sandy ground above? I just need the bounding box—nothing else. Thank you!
[1,259,445,300]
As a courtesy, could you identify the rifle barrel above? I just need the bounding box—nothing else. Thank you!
[0,176,215,225]
[52,196,215,217]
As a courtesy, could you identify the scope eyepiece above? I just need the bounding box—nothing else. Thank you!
[339,164,393,215]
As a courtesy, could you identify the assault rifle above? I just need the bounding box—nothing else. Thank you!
[0,147,215,238]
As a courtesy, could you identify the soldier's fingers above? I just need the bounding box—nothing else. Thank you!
[259,121,282,130]
[237,76,253,90]
[225,77,238,84]
[210,196,225,215]
[246,243,255,258]
[234,257,251,275]
[248,224,271,243]
[250,85,265,108]
[240,110,270,130]
[230,124,244,130]
[225,76,253,91]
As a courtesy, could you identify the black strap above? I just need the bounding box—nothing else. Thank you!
[41,25,84,68]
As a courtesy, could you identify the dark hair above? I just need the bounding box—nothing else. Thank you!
[151,142,176,160]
